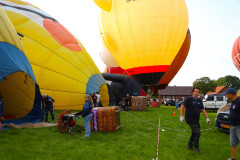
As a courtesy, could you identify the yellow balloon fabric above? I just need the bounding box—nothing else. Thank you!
[0,5,42,121]
[93,0,112,11]
[1,0,110,110]
[97,0,189,86]
[0,5,25,53]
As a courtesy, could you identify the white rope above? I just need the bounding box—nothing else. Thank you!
[120,108,216,132]
[156,115,160,160]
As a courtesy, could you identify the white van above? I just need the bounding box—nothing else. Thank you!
[203,94,228,110]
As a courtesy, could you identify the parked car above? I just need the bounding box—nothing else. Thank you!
[165,99,175,106]
[203,94,228,110]
[215,103,231,132]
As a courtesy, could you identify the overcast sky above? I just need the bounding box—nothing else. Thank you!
[26,0,240,86]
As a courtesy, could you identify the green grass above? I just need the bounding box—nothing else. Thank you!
[0,106,236,160]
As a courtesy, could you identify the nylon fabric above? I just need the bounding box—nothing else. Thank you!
[97,0,189,79]
[0,5,43,124]
[1,0,111,109]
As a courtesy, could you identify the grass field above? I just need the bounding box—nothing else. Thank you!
[0,106,236,160]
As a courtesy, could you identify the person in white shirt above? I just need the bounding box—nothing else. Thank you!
[96,92,101,107]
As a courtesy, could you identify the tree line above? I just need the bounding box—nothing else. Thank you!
[193,75,240,95]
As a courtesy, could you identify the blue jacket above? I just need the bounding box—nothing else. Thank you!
[76,101,92,118]
[43,96,54,108]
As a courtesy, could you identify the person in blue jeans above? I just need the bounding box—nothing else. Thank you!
[175,97,179,110]
[42,94,55,122]
[76,94,93,137]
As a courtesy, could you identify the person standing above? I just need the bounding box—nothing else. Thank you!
[224,88,240,160]
[96,92,101,107]
[180,87,210,152]
[0,93,4,132]
[175,97,179,110]
[42,94,55,122]
[91,92,97,108]
[124,94,130,111]
[75,94,93,138]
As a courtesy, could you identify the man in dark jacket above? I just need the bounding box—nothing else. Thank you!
[224,88,240,160]
[42,94,55,122]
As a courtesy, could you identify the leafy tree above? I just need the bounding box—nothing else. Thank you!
[215,75,240,90]
[193,77,216,95]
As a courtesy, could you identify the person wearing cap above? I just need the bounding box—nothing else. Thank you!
[42,94,55,122]
[180,87,210,153]
[225,88,240,160]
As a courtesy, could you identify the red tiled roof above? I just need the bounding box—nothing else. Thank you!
[207,86,228,95]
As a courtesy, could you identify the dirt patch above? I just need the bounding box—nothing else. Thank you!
[3,122,57,129]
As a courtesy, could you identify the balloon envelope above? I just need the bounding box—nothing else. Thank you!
[158,29,191,88]
[1,0,111,109]
[104,66,125,75]
[232,36,240,72]
[97,0,189,86]
[0,5,43,123]
[101,47,119,67]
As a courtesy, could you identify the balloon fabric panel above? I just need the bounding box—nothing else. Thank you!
[1,0,110,109]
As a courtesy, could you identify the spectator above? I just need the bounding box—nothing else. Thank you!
[175,97,179,109]
[91,92,97,107]
[96,92,101,107]
[75,94,93,138]
[124,94,130,111]
[42,94,55,122]
[224,88,240,160]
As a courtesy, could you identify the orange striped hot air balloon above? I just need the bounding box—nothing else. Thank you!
[232,36,240,72]
[150,29,191,94]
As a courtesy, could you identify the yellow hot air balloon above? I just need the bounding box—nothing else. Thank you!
[94,0,189,86]
[0,5,43,123]
[101,46,119,67]
[1,0,111,110]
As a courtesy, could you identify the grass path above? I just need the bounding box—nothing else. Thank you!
[0,106,234,160]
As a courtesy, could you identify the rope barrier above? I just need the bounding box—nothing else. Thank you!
[120,108,216,132]
[156,115,160,160]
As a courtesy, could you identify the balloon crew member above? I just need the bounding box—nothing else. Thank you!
[124,94,130,111]
[75,94,93,138]
[96,92,101,107]
[91,92,97,108]
[224,88,240,160]
[0,93,4,132]
[42,94,55,122]
[180,87,210,152]
[175,97,179,110]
